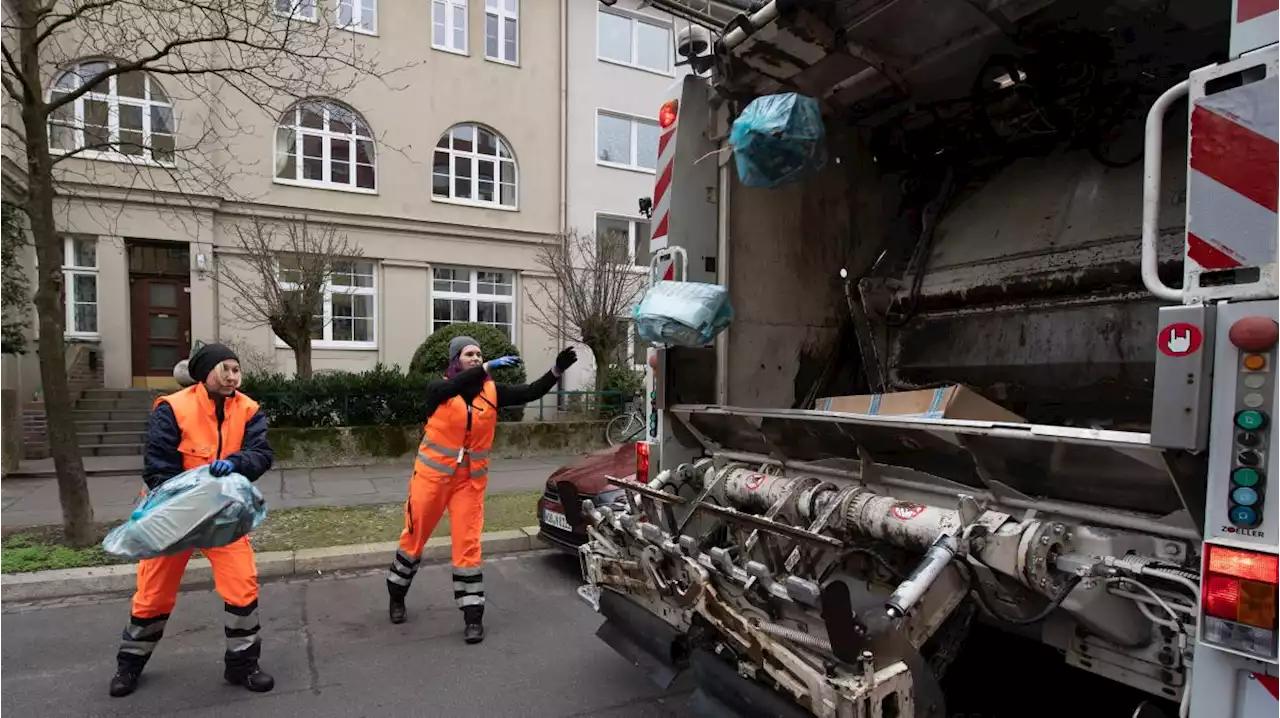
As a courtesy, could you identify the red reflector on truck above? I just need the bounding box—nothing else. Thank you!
[1208,545,1280,583]
[659,100,679,129]
[636,441,651,482]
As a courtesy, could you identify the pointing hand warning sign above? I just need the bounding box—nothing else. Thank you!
[1159,323,1204,357]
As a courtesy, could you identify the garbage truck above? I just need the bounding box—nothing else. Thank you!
[566,1,1279,716]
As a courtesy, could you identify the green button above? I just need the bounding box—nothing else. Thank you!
[1233,467,1261,487]
[1237,410,1267,431]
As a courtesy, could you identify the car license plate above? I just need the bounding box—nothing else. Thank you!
[543,508,572,532]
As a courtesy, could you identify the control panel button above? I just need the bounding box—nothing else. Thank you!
[1230,505,1259,526]
[1239,450,1262,466]
[1229,317,1280,352]
[1236,410,1268,431]
[1238,431,1261,447]
[1244,393,1266,408]
[1233,467,1262,487]
[1232,486,1260,506]
[1243,354,1268,371]
[1245,374,1267,389]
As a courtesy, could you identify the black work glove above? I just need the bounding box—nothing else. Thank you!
[554,347,578,374]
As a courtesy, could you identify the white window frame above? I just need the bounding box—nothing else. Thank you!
[432,0,469,55]
[595,110,659,174]
[274,0,318,22]
[430,267,517,340]
[337,0,377,34]
[274,100,378,194]
[432,123,519,210]
[47,62,176,167]
[596,6,673,76]
[594,212,652,269]
[484,0,519,65]
[274,260,378,350]
[612,319,647,371]
[62,236,100,338]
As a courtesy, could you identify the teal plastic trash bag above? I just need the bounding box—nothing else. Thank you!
[633,281,733,347]
[729,92,826,188]
[102,466,268,560]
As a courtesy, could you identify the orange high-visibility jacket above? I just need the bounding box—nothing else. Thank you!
[156,386,261,472]
[414,378,498,481]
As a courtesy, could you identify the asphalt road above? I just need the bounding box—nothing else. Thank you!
[1,549,1171,718]
[2,551,689,718]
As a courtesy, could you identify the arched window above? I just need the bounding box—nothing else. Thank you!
[275,100,376,191]
[47,60,175,165]
[432,123,517,208]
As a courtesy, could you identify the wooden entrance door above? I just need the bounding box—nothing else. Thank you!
[130,277,192,379]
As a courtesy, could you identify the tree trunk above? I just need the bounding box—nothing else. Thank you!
[591,346,609,419]
[294,338,313,378]
[20,19,95,546]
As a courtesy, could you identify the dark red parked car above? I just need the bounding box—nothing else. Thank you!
[537,442,636,552]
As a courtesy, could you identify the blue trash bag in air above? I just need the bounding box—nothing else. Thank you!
[729,92,827,188]
[102,466,268,560]
[633,281,734,347]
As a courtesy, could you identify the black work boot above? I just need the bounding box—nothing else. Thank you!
[388,580,408,624]
[224,663,275,693]
[108,667,141,697]
[462,605,485,644]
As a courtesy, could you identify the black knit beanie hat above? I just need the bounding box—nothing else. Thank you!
[188,343,239,385]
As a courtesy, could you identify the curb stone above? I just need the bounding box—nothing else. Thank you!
[0,526,547,602]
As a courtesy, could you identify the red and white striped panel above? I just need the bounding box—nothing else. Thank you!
[1184,49,1278,301]
[1231,0,1278,59]
[649,103,679,282]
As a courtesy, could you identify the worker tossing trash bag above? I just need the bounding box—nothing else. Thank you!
[102,465,268,561]
[634,280,734,347]
[729,92,827,189]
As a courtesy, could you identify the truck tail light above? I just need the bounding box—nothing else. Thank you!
[1201,545,1279,659]
[636,441,651,483]
[659,99,679,129]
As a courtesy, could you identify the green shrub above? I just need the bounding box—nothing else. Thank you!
[243,364,435,428]
[409,323,527,422]
[600,365,645,415]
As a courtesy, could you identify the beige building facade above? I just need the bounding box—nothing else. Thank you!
[6,0,567,393]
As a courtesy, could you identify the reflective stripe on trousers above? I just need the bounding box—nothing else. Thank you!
[117,535,262,669]
[452,564,485,608]
[388,462,488,609]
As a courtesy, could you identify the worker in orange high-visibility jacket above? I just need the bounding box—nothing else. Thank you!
[387,336,578,643]
[108,343,276,698]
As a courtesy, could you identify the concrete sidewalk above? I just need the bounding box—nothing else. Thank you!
[1,455,573,529]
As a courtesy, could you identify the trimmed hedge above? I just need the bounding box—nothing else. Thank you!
[241,364,435,428]
[409,323,527,422]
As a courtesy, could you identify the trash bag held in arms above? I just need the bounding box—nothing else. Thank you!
[102,466,268,561]
[728,92,827,189]
[633,280,733,347]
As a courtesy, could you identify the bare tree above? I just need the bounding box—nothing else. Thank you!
[218,215,361,379]
[525,227,647,397]
[2,0,403,545]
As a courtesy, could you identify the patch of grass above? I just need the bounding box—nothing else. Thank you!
[1,491,543,574]
[248,491,541,552]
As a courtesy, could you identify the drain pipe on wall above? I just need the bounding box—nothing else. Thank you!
[556,0,569,396]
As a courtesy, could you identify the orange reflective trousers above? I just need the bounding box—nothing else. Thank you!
[387,379,497,612]
[116,385,264,673]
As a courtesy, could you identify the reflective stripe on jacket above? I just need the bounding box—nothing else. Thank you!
[415,378,498,480]
[155,385,261,472]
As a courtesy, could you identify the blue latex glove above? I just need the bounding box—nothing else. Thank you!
[209,459,235,477]
[488,355,522,369]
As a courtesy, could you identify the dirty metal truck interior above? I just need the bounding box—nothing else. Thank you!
[575,1,1247,718]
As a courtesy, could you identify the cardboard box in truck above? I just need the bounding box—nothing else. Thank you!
[816,385,1025,423]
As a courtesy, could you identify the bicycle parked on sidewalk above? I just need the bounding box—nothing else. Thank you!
[604,397,645,446]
